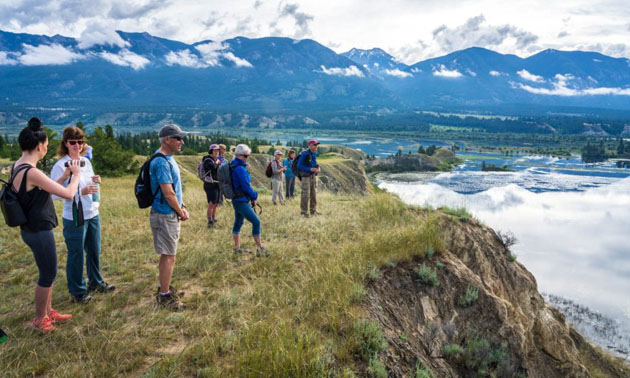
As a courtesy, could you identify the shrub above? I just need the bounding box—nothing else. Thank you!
[352,320,387,359]
[425,245,435,258]
[458,285,479,307]
[367,356,387,378]
[443,344,464,361]
[415,361,434,378]
[416,264,439,287]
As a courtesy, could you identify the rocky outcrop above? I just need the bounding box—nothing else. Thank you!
[366,148,460,173]
[365,215,630,377]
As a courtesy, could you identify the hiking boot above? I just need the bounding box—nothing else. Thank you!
[157,285,185,298]
[48,309,72,323]
[310,211,321,216]
[233,247,252,255]
[71,293,92,304]
[88,282,115,293]
[31,316,55,332]
[301,213,309,218]
[156,292,185,311]
[256,247,270,257]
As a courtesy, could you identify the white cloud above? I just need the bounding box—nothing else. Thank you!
[78,22,130,49]
[165,50,206,68]
[466,68,477,77]
[489,70,502,76]
[318,65,364,77]
[517,69,544,83]
[0,51,18,65]
[19,44,86,65]
[384,68,412,78]
[100,50,150,70]
[432,64,462,78]
[221,51,253,67]
[194,41,253,68]
[513,73,630,96]
[411,67,422,73]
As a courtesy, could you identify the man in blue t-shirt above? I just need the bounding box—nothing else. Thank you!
[150,124,189,311]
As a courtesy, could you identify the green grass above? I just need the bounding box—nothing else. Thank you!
[0,168,442,376]
[457,285,480,308]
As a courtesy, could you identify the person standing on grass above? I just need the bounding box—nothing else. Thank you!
[12,117,80,332]
[51,126,115,304]
[271,150,286,205]
[283,150,296,199]
[150,124,189,310]
[202,144,221,227]
[297,139,321,217]
[217,143,227,206]
[231,144,270,257]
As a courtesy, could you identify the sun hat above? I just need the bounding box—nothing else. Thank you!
[209,144,220,151]
[274,150,283,155]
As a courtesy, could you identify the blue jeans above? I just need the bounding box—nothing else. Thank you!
[63,216,103,296]
[232,201,261,237]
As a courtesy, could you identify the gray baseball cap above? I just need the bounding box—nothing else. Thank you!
[158,123,188,138]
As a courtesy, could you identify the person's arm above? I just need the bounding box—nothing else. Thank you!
[30,162,80,200]
[272,160,282,174]
[297,152,310,172]
[159,183,187,220]
[234,167,258,201]
[50,161,72,200]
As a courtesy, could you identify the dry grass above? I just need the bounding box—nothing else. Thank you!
[0,164,443,377]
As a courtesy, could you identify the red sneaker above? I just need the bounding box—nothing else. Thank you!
[49,309,72,323]
[31,316,55,332]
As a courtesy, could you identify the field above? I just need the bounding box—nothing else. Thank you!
[0,166,441,377]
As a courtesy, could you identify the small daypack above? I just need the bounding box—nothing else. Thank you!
[197,156,215,183]
[218,162,242,200]
[292,151,311,180]
[134,153,170,209]
[0,164,30,227]
[265,162,273,178]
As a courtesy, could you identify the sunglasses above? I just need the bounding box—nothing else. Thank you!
[170,136,183,141]
[242,154,250,158]
[67,140,84,146]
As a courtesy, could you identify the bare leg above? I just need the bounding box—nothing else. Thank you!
[233,233,241,248]
[209,203,217,219]
[253,236,262,249]
[46,283,53,314]
[34,285,50,321]
[206,202,212,219]
[158,255,176,294]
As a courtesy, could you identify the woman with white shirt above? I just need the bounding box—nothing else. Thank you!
[51,126,114,303]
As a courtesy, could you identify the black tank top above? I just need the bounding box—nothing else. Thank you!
[12,164,58,232]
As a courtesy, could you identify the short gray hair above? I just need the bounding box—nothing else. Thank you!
[234,144,251,156]
[159,136,166,144]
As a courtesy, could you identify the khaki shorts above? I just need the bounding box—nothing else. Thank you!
[150,211,181,256]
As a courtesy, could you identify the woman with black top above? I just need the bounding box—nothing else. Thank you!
[11,118,81,332]
[203,144,221,227]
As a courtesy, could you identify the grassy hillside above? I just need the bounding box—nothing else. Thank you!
[0,166,439,377]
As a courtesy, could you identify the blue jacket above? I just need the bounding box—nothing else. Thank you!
[297,150,318,176]
[231,158,258,202]
[283,157,295,178]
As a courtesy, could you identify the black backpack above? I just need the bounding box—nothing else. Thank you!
[134,153,171,209]
[0,164,30,227]
[292,151,311,180]
[265,161,273,178]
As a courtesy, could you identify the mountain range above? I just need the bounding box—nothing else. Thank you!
[1,29,630,126]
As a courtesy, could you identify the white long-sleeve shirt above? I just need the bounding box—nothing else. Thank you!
[50,155,100,221]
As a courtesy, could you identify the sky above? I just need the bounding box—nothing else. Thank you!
[0,0,629,64]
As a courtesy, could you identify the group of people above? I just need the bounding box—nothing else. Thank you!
[11,119,324,325]
[10,118,114,332]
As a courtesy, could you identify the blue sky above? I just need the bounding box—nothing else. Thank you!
[1,0,629,63]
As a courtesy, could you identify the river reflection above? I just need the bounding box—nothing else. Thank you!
[379,175,630,353]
